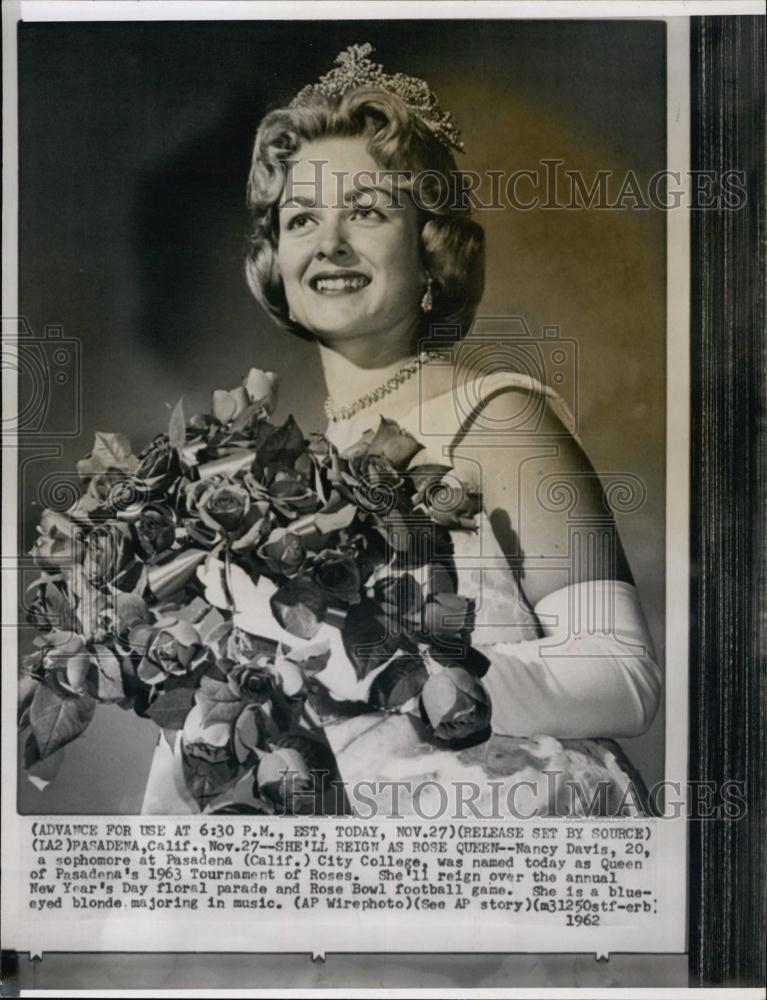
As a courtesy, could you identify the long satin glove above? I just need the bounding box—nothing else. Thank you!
[479,579,662,739]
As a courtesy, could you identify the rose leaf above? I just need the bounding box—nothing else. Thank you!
[168,397,186,451]
[92,645,125,702]
[23,732,66,787]
[145,686,197,730]
[182,751,238,808]
[341,599,401,680]
[91,431,139,474]
[270,579,327,641]
[29,683,96,759]
[368,654,429,710]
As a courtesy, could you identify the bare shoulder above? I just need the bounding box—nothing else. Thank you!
[453,382,633,598]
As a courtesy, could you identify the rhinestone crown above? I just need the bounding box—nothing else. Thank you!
[289,43,464,153]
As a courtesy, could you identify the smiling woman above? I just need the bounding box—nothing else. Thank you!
[277,138,427,354]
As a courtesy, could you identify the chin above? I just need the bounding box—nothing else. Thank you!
[302,310,373,340]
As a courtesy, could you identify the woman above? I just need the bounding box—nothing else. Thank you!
[244,45,661,739]
[141,44,662,814]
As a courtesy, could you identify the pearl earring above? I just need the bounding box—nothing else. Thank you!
[421,276,433,314]
[289,308,297,323]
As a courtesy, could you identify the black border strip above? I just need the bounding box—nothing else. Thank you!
[689,14,766,989]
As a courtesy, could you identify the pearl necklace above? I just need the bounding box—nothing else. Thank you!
[324,352,429,423]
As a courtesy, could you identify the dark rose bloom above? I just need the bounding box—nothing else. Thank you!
[130,618,201,686]
[197,483,250,533]
[136,433,181,489]
[134,504,176,558]
[414,471,482,529]
[312,550,361,606]
[266,466,319,515]
[258,530,306,577]
[420,666,492,747]
[365,416,424,470]
[346,453,404,515]
[227,664,275,704]
[82,521,136,586]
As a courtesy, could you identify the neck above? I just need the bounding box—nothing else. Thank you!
[317,321,421,408]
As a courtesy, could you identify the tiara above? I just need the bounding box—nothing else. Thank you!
[289,43,464,153]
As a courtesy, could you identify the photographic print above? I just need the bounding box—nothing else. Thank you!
[2,1,763,994]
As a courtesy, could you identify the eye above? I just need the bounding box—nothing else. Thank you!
[285,212,317,232]
[350,206,384,222]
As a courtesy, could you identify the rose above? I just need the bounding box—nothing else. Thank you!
[181,703,233,764]
[345,453,404,515]
[364,416,424,470]
[185,480,271,550]
[212,386,250,424]
[82,521,136,586]
[266,465,319,516]
[129,617,202,686]
[212,368,278,425]
[420,666,492,746]
[135,433,181,490]
[39,629,92,695]
[198,483,250,533]
[312,550,361,606]
[414,471,482,529]
[243,368,278,415]
[256,734,335,814]
[227,664,275,704]
[134,503,176,559]
[29,509,84,573]
[258,529,307,577]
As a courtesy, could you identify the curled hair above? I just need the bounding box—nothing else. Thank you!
[244,87,484,339]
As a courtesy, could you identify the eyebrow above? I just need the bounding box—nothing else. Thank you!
[279,184,406,210]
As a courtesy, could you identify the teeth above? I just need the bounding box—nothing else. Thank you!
[315,276,368,291]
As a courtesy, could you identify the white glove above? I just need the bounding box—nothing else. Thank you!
[480,579,662,739]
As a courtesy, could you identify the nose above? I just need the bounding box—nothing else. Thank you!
[315,216,353,262]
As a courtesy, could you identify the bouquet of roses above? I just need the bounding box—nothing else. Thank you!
[18,368,492,813]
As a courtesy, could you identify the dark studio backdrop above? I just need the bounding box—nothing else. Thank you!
[17,19,668,812]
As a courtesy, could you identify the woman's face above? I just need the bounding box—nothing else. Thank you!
[277,136,426,349]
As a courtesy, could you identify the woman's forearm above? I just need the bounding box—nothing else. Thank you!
[479,579,662,739]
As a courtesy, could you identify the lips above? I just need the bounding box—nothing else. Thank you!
[308,272,371,294]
